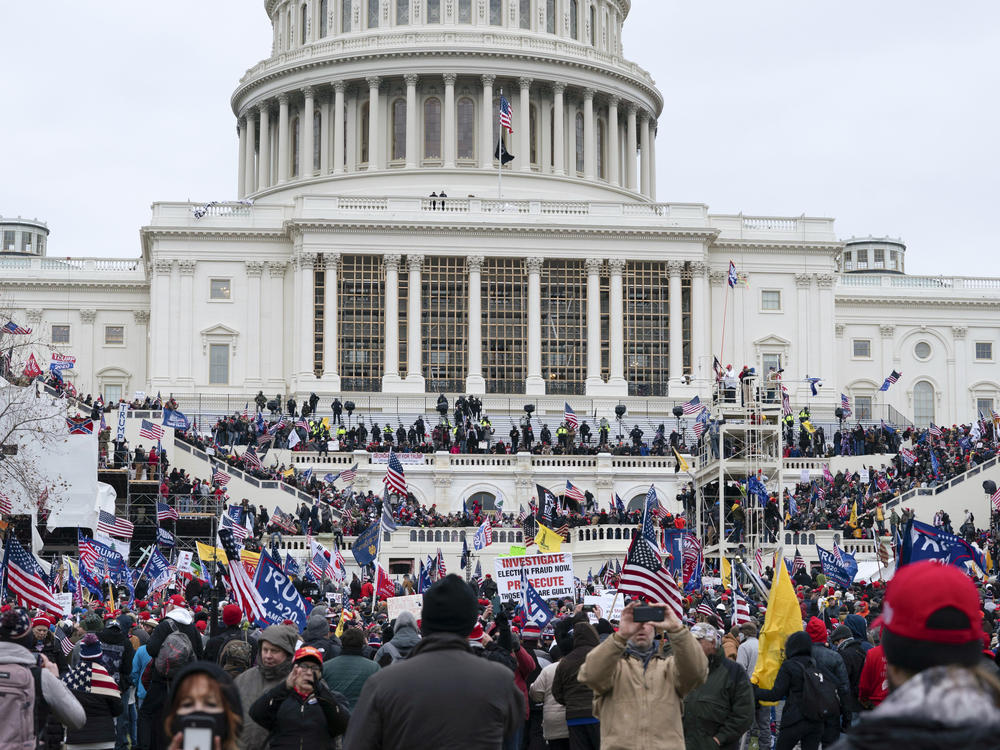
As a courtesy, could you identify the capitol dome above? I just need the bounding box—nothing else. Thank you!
[232,0,662,202]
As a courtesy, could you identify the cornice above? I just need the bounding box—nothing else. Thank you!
[0,280,149,291]
[835,294,1000,309]
[710,240,842,254]
[142,227,287,242]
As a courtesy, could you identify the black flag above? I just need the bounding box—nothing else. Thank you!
[494,137,515,165]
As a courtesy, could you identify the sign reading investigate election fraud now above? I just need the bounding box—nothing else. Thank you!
[494,553,575,603]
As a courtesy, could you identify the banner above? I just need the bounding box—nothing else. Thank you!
[54,593,73,616]
[493,553,575,603]
[176,550,193,574]
[387,594,423,621]
[899,519,987,571]
[584,592,624,622]
[142,549,173,593]
[196,541,226,564]
[815,545,858,588]
[663,529,684,578]
[52,352,76,364]
[352,521,380,566]
[116,403,129,442]
[253,552,308,631]
[94,531,129,561]
[162,409,190,431]
[370,452,425,465]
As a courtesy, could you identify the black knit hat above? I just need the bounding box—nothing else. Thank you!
[420,574,479,637]
[0,608,31,642]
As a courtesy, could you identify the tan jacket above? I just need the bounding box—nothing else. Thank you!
[579,627,708,750]
[722,633,740,660]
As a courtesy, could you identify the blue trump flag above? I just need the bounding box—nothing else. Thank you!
[352,520,380,566]
[140,549,173,593]
[283,554,301,578]
[816,545,858,588]
[663,529,685,578]
[253,551,308,631]
[899,519,986,571]
[162,409,191,431]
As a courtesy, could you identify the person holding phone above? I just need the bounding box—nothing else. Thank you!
[578,601,708,750]
[249,646,350,748]
[163,662,242,750]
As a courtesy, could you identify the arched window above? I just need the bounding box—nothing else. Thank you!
[451,530,458,542]
[914,380,935,425]
[313,108,322,172]
[409,530,417,541]
[341,0,352,32]
[457,97,476,160]
[575,111,584,173]
[499,531,507,543]
[570,0,578,39]
[319,0,328,36]
[489,0,502,25]
[427,0,441,22]
[424,97,442,159]
[418,529,425,542]
[546,0,555,33]
[529,105,538,165]
[397,0,410,24]
[627,494,646,512]
[520,0,531,29]
[360,102,370,164]
[301,3,309,44]
[368,0,379,28]
[290,115,300,176]
[467,491,496,511]
[615,528,622,539]
[596,118,605,178]
[391,98,407,161]
[589,4,596,45]
[435,530,442,542]
[458,0,472,23]
[549,107,555,166]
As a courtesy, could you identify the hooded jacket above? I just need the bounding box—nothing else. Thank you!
[528,661,569,741]
[373,610,421,666]
[301,615,342,660]
[233,625,298,750]
[552,620,600,720]
[0,641,86,735]
[682,647,755,750]
[754,630,823,728]
[845,614,874,652]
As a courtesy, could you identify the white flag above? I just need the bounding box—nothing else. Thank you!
[176,550,194,574]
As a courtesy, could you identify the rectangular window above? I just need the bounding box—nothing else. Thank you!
[368,0,379,27]
[852,339,871,358]
[104,384,122,404]
[856,249,868,270]
[520,0,530,28]
[762,353,782,378]
[104,325,124,346]
[51,325,70,344]
[320,0,329,36]
[427,0,441,21]
[976,342,993,361]
[397,0,409,24]
[489,0,501,25]
[459,0,472,23]
[210,278,231,300]
[20,232,32,253]
[209,343,229,385]
[761,290,781,311]
[2,231,13,251]
[855,396,872,421]
[874,248,884,268]
[977,398,994,417]
[546,0,554,32]
[342,0,352,31]
[589,5,596,45]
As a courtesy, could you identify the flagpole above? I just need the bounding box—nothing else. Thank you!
[497,88,504,200]
[718,282,731,371]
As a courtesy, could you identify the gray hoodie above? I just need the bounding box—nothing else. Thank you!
[0,641,86,732]
[234,625,298,750]
[373,610,421,666]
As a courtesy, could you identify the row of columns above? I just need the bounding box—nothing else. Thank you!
[236,75,657,197]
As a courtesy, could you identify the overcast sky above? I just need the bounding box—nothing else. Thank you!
[1,2,997,275]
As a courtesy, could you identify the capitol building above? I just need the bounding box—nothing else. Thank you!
[5,0,1000,430]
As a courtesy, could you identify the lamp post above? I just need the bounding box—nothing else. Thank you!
[614,404,627,443]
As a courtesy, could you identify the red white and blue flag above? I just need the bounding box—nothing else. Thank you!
[3,321,31,335]
[156,501,179,522]
[219,528,266,623]
[213,468,231,486]
[383,450,407,496]
[139,419,164,442]
[564,481,586,505]
[681,396,702,415]
[66,416,93,435]
[563,403,579,430]
[499,95,514,133]
[879,370,901,391]
[4,536,63,615]
[96,510,134,539]
[242,446,262,470]
[840,393,852,417]
[619,533,684,617]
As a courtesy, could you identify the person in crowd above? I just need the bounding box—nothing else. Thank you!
[735,621,769,750]
[830,624,867,724]
[344,575,522,749]
[552,613,600,749]
[63,633,123,750]
[373,610,421,667]
[205,604,247,663]
[753,631,826,750]
[578,601,708,749]
[322,627,380,709]
[233,625,298,750]
[529,644,569,750]
[300,610,341,661]
[804,616,851,742]
[163,662,243,750]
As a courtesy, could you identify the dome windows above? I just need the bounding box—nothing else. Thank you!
[424,98,442,160]
[427,0,441,22]
[458,0,472,23]
[457,97,476,160]
[396,0,409,25]
[368,0,379,29]
[489,0,502,25]
[391,99,407,162]
[914,341,931,361]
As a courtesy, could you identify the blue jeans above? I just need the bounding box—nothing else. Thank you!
[116,701,137,749]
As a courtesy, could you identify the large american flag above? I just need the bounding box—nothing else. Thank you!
[213,468,232,486]
[840,393,852,417]
[339,463,358,484]
[928,423,943,439]
[78,533,100,572]
[792,547,807,575]
[3,321,31,335]
[242,446,262,470]
[499,95,514,133]
[156,501,179,522]
[307,552,330,581]
[219,528,266,623]
[564,481,586,505]
[681,395,702,415]
[96,510,134,540]
[220,513,249,543]
[732,588,753,626]
[563,402,579,430]
[618,533,683,618]
[5,537,63,615]
[384,450,407,496]
[139,419,165,442]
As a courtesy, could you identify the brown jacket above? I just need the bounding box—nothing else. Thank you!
[579,627,708,750]
[722,633,740,661]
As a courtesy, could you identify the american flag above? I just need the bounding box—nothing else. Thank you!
[436,548,447,578]
[555,523,569,538]
[4,537,63,615]
[242,446,262,470]
[64,661,120,698]
[54,627,74,656]
[880,369,901,391]
[618,533,684,618]
[384,450,407,496]
[754,548,764,576]
[693,408,709,439]
[522,512,537,547]
[681,395,702,415]
[822,464,834,483]
[307,552,330,581]
[256,433,273,447]
[732,589,753,626]
[899,447,917,465]
[792,548,807,575]
[781,388,792,417]
[296,418,309,431]
[696,600,715,619]
[268,419,286,435]
[78,533,100,571]
[156,501,179,522]
[645,485,667,519]
[928,423,943,438]
[837,502,849,520]
[219,528,266,623]
[563,402,579,430]
[499,95,513,133]
[840,393,852,417]
[991,488,1000,513]
[243,402,250,418]
[831,543,846,567]
[339,463,358,483]
[727,261,738,288]
[213,468,231,486]
[220,513,249,543]
[564,481,586,505]
[3,321,31,335]
[270,506,298,533]
[97,510,134,539]
[0,490,11,516]
[139,419,164,442]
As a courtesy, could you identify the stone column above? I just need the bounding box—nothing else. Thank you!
[345,88,357,172]
[277,93,290,183]
[525,257,545,395]
[608,258,626,390]
[649,121,657,200]
[245,261,264,386]
[952,326,967,423]
[383,254,401,385]
[79,309,96,395]
[607,96,619,186]
[258,103,271,188]
[552,82,566,175]
[333,82,346,174]
[443,73,457,168]
[296,251,317,384]
[816,273,836,399]
[177,260,196,386]
[319,94,331,174]
[466,255,485,393]
[639,112,651,197]
[668,260,683,383]
[626,103,637,191]
[480,75,495,169]
[323,254,341,389]
[690,261,708,385]
[519,77,532,171]
[133,310,150,391]
[266,261,287,387]
[244,113,257,195]
[367,76,381,170]
[405,74,418,168]
[237,118,247,198]
[301,87,315,177]
[405,254,424,387]
[583,89,595,180]
[585,258,602,388]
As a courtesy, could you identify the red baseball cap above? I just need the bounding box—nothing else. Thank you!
[879,561,981,645]
[293,646,324,666]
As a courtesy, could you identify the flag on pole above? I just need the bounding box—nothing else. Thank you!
[564,481,586,505]
[727,261,738,288]
[618,533,684,618]
[499,95,514,133]
[563,402,579,429]
[681,395,702,415]
[242,446,262,470]
[879,370,901,391]
[383,450,407,496]
[219,528,266,623]
[3,321,32,335]
[212,468,231,486]
[693,408,710,439]
[138,419,164,442]
[751,550,803,697]
[792,548,806,576]
[533,522,562,553]
[840,393,852,417]
[96,510,134,540]
[4,536,63,615]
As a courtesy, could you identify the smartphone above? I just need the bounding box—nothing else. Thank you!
[182,727,213,750]
[582,604,596,612]
[633,605,666,623]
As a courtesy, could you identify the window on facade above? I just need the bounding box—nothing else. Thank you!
[843,250,853,271]
[20,233,32,253]
[852,339,871,358]
[762,353,782,376]
[914,341,931,360]
[104,326,124,346]
[319,0,328,36]
[890,250,899,269]
[976,342,993,360]
[570,0,578,38]
[422,257,469,391]
[313,109,321,172]
[424,97,442,159]
[391,99,407,161]
[368,0,379,27]
[290,115,300,176]
[482,259,526,393]
[210,279,231,300]
[549,109,555,167]
[2,231,13,251]
[301,3,308,43]
[104,384,122,404]
[589,5,596,44]
[874,248,884,269]
[51,325,70,344]
[855,396,872,421]
[458,0,472,23]
[360,102,370,163]
[287,10,292,49]
[596,118,605,178]
[490,0,502,25]
[427,0,441,21]
[977,398,994,416]
[761,290,781,311]
[209,344,229,385]
[529,105,538,164]
[457,97,475,159]
[339,255,384,391]
[913,381,934,425]
[546,0,555,32]
[542,260,587,395]
[520,0,531,28]
[624,262,668,396]
[396,0,409,24]
[574,111,584,173]
[341,0,351,31]
[856,249,868,270]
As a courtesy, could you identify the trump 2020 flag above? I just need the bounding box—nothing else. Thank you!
[816,545,858,588]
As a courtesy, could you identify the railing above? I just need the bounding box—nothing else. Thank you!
[838,274,1000,291]
[0,256,146,275]
[883,454,1000,512]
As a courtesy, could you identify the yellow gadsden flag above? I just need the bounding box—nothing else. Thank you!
[751,549,802,702]
[849,501,858,527]
[196,541,226,564]
[720,556,732,584]
[534,522,563,553]
[672,447,690,473]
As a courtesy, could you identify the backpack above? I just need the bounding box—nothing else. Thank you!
[218,634,252,678]
[0,656,45,750]
[799,658,840,722]
[155,621,194,681]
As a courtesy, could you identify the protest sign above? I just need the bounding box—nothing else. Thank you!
[493,552,575,603]
[387,594,424,621]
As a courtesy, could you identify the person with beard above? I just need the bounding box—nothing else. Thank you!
[233,625,298,750]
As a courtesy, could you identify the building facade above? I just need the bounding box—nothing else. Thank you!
[3,0,1000,426]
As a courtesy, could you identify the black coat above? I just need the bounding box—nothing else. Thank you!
[754,631,824,730]
[551,620,600,720]
[97,625,134,690]
[204,624,245,664]
[66,681,123,745]
[249,679,349,748]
